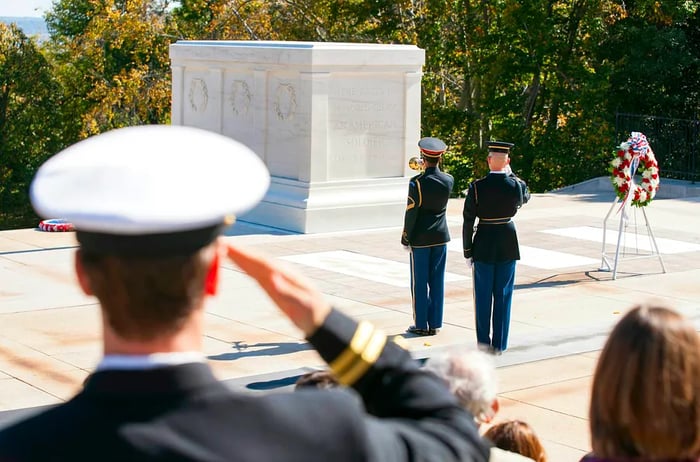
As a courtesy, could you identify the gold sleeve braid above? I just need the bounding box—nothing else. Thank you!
[416,179,422,207]
[406,196,415,211]
[329,321,387,386]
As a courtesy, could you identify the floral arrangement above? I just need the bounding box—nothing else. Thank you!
[38,218,74,232]
[610,132,660,207]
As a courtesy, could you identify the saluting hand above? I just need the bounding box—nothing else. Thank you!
[226,243,331,336]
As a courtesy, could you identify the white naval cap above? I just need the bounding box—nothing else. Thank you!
[30,125,270,256]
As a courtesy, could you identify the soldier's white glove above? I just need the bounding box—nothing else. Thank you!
[465,257,473,269]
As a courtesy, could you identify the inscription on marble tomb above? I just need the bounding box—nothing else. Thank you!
[328,81,403,175]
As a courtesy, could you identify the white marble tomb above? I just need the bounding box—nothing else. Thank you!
[170,41,426,233]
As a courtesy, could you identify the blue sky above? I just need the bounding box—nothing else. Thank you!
[0,0,53,17]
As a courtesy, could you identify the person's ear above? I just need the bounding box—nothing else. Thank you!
[204,246,222,296]
[490,398,500,417]
[74,250,94,296]
[481,398,500,424]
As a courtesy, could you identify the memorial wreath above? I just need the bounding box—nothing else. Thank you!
[610,132,660,207]
[38,218,74,232]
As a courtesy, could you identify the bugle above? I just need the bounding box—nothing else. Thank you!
[408,156,424,171]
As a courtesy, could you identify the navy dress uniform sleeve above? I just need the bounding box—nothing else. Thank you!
[308,309,490,461]
[508,172,531,208]
[401,175,422,246]
[462,182,478,259]
[520,177,531,205]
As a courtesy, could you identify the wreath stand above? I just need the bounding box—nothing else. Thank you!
[599,197,666,280]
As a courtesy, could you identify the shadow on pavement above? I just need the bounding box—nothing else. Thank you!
[207,342,312,361]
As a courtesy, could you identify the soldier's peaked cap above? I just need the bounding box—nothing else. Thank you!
[30,125,270,257]
[418,137,447,158]
[488,140,514,154]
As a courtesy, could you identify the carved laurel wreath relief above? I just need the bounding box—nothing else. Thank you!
[229,80,252,116]
[274,83,296,121]
[188,78,208,113]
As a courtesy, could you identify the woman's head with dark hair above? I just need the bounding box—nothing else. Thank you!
[589,304,700,459]
[484,419,547,462]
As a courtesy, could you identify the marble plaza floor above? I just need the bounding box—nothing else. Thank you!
[1,178,700,461]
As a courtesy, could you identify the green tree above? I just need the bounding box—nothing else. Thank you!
[415,0,489,186]
[46,0,175,137]
[499,0,615,191]
[172,0,419,43]
[599,1,700,119]
[416,0,619,192]
[0,23,65,228]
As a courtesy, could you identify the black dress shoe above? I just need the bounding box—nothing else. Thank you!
[428,328,439,335]
[489,347,503,356]
[406,325,432,336]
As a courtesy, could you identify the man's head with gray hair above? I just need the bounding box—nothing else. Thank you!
[423,348,499,425]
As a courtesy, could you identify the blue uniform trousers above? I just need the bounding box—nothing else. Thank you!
[410,245,447,330]
[473,260,516,351]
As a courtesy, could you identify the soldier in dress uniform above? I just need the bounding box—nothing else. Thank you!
[462,141,530,354]
[0,125,490,462]
[401,137,454,336]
